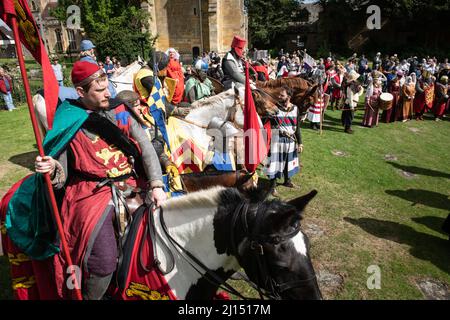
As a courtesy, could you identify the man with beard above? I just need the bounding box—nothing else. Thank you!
[33,61,166,299]
[265,86,303,196]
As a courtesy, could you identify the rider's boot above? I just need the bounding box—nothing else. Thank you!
[83,273,114,300]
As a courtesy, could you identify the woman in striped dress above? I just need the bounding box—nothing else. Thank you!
[265,86,303,195]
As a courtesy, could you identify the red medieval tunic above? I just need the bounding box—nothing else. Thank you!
[166,58,185,105]
[424,83,435,111]
[0,177,59,300]
[53,112,142,299]
[382,79,400,123]
[331,74,344,100]
[413,82,434,114]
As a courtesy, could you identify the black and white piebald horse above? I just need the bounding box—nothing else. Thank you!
[150,186,322,300]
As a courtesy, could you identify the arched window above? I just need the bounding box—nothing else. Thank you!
[192,46,200,60]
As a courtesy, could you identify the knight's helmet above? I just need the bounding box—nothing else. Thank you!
[148,51,169,73]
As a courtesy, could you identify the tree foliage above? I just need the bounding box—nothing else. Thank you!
[50,0,155,62]
[245,0,304,47]
[246,0,450,57]
[317,0,450,57]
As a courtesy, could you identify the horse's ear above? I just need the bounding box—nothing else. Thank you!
[242,179,275,203]
[270,190,317,230]
[287,190,318,214]
[309,84,319,96]
[236,172,255,193]
[263,179,276,200]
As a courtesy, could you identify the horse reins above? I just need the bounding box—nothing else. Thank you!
[151,198,317,300]
[229,201,319,300]
[157,205,251,300]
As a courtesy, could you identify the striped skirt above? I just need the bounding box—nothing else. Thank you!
[265,136,299,179]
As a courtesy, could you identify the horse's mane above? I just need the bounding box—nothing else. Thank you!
[110,61,141,81]
[191,89,235,109]
[162,186,227,212]
[258,77,313,89]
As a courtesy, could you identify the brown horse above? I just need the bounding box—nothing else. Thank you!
[256,77,318,114]
[180,169,255,193]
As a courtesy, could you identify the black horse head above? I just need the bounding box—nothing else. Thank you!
[214,185,322,300]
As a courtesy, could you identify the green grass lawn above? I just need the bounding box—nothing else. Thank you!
[0,104,449,300]
[279,107,450,299]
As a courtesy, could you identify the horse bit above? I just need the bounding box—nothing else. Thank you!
[229,201,319,300]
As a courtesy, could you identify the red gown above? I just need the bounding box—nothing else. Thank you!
[166,58,185,104]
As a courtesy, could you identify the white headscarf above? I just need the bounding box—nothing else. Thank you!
[165,48,180,61]
[406,76,413,85]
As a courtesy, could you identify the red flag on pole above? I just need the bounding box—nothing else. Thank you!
[1,0,58,129]
[243,61,269,173]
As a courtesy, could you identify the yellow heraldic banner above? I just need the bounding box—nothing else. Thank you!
[164,77,177,103]
[166,117,213,174]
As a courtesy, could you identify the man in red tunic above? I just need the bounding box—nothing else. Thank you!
[35,61,166,299]
[329,65,345,111]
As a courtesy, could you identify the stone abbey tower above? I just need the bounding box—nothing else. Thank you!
[142,0,248,62]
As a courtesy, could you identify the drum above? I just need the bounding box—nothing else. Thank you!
[379,92,394,110]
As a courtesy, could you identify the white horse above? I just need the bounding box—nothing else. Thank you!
[116,186,322,299]
[108,59,143,93]
[186,87,245,128]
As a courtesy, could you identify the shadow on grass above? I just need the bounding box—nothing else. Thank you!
[323,112,342,125]
[385,189,450,212]
[412,216,448,236]
[344,217,450,275]
[8,151,38,171]
[386,162,450,179]
[303,124,345,134]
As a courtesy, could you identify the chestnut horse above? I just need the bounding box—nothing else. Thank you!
[256,77,319,114]
[180,169,255,193]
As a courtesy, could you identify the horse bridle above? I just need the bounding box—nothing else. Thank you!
[229,201,319,300]
[148,198,317,300]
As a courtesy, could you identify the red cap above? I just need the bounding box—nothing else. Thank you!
[231,35,246,58]
[71,61,103,86]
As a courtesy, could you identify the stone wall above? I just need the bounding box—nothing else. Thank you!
[151,0,202,62]
[150,0,247,62]
[218,0,247,54]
